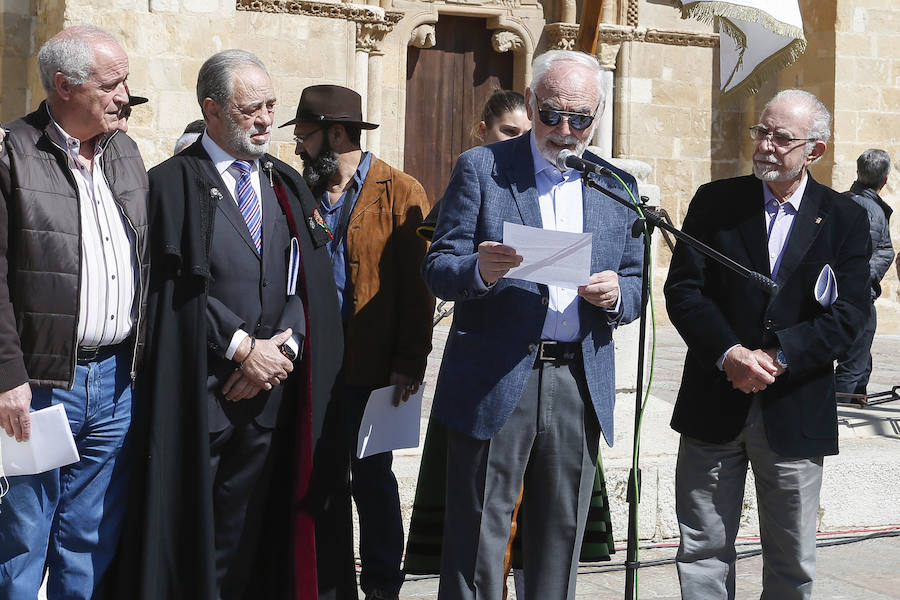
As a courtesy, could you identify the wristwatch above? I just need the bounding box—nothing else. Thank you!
[775,349,788,370]
[279,342,297,362]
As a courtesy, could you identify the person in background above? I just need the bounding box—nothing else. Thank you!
[288,84,434,600]
[424,50,643,599]
[117,89,148,132]
[0,25,148,599]
[835,149,893,400]
[416,90,531,242]
[174,119,206,154]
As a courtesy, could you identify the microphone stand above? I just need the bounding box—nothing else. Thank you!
[577,171,777,600]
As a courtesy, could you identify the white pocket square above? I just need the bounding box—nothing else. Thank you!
[814,264,838,307]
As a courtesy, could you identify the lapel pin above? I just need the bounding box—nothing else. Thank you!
[814,216,822,224]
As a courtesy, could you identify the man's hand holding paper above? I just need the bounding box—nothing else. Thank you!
[478,241,523,285]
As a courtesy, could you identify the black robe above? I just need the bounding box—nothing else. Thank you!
[111,141,342,600]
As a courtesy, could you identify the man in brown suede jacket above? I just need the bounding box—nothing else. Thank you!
[285,84,434,600]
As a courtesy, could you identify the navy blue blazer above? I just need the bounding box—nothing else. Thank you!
[665,174,870,457]
[423,133,644,442]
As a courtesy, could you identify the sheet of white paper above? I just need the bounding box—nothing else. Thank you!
[356,384,424,459]
[502,222,592,290]
[0,404,79,476]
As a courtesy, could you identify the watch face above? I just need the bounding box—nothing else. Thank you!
[281,343,296,361]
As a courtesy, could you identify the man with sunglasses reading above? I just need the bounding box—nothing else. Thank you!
[424,50,643,599]
[665,90,870,599]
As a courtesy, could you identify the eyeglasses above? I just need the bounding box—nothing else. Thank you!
[536,96,596,131]
[293,126,325,145]
[749,125,816,147]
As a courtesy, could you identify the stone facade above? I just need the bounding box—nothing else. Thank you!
[2,0,899,327]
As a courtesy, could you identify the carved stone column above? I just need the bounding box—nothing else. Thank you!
[355,16,399,154]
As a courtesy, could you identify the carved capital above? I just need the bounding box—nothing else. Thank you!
[357,22,391,52]
[541,21,719,55]
[409,23,436,49]
[544,23,579,51]
[491,30,525,54]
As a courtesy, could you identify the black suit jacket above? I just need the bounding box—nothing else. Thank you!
[196,149,305,430]
[115,140,342,599]
[665,174,871,458]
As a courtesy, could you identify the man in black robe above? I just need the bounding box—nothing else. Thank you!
[114,50,342,600]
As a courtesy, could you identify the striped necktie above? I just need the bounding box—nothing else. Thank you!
[233,160,262,253]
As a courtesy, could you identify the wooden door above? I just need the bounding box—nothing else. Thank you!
[404,16,515,206]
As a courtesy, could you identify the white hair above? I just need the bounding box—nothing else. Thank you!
[37,25,121,94]
[174,132,202,155]
[763,89,832,163]
[528,50,610,111]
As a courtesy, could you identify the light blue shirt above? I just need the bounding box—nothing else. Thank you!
[319,151,373,320]
[763,174,807,279]
[530,135,585,342]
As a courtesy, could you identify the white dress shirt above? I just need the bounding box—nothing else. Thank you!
[48,113,138,347]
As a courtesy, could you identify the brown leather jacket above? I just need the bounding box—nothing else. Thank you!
[342,157,434,387]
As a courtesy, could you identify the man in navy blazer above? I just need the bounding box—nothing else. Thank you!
[665,90,870,599]
[423,50,643,599]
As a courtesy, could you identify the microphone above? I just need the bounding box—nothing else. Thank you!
[555,149,612,177]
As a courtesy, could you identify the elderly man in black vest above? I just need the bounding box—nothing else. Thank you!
[0,26,149,599]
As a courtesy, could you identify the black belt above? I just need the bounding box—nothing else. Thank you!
[76,342,127,363]
[533,341,581,367]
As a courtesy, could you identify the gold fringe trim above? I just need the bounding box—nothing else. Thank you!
[721,33,807,104]
[678,1,807,103]
[680,1,805,40]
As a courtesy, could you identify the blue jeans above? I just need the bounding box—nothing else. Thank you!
[0,349,133,600]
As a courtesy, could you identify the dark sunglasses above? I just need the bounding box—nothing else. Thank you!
[536,97,596,131]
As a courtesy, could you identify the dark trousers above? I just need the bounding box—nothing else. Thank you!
[209,421,275,600]
[316,380,405,600]
[835,301,877,395]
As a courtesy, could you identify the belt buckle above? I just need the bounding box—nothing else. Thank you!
[538,341,556,362]
[78,345,105,362]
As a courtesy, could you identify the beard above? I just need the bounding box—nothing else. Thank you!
[535,128,594,167]
[223,112,269,159]
[301,138,340,193]
[753,153,804,182]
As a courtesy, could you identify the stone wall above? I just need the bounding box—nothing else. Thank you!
[4,0,900,328]
[833,0,900,312]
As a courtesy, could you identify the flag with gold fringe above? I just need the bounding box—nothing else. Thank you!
[680,1,807,103]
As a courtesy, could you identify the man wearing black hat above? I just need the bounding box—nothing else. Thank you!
[116,87,147,132]
[287,85,434,600]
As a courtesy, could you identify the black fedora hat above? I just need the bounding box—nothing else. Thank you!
[280,84,378,130]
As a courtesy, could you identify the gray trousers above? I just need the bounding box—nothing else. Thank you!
[438,359,600,600]
[675,398,823,600]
